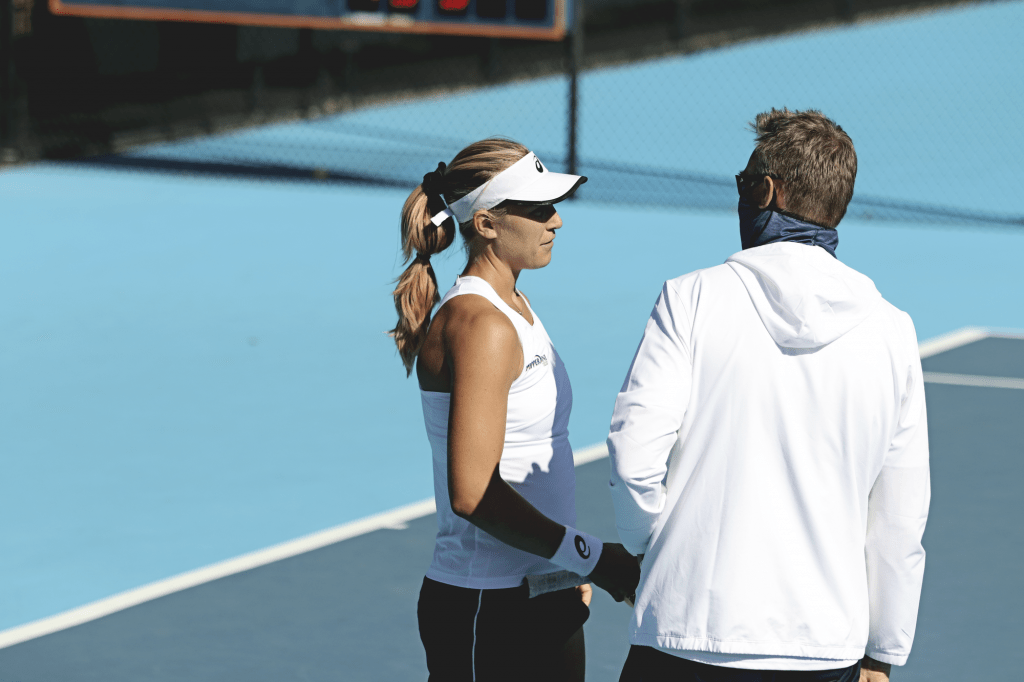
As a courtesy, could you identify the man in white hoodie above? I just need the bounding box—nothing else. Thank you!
[608,109,929,682]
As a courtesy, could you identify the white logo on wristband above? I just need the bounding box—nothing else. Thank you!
[550,526,602,577]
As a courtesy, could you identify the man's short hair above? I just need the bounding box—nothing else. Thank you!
[749,109,857,228]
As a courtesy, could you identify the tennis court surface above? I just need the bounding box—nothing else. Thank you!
[1,329,1021,681]
[2,2,1021,677]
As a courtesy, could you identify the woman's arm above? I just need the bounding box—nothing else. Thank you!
[444,302,565,557]
[443,301,639,600]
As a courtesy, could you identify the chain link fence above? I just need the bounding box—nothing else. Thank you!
[6,0,1022,227]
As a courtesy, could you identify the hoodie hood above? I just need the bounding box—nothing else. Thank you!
[726,242,882,349]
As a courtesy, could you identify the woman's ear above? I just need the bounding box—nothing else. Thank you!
[472,211,499,241]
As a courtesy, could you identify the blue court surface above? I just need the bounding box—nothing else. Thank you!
[1,327,1023,680]
[2,1,1023,679]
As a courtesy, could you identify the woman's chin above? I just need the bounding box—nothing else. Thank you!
[534,252,554,269]
[517,249,554,271]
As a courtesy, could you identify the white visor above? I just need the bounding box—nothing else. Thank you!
[430,152,586,226]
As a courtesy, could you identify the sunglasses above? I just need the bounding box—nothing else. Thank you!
[735,172,780,195]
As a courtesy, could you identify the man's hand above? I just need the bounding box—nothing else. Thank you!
[589,543,640,602]
[860,656,891,682]
[576,583,593,607]
[624,554,644,607]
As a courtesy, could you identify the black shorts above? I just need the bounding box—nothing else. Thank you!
[417,576,590,682]
[619,646,862,682]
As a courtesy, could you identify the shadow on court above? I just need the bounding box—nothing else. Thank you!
[1,336,1022,681]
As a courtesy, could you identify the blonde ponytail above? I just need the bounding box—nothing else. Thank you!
[390,138,530,375]
[390,184,456,375]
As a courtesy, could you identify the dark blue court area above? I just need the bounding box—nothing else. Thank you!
[1,332,1021,681]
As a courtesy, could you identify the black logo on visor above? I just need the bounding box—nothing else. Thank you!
[574,535,591,559]
[535,158,544,173]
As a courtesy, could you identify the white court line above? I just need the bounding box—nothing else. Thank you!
[0,443,613,650]
[917,328,1024,388]
[0,498,436,650]
[4,327,1020,649]
[574,441,609,466]
[917,327,988,359]
[984,329,1024,341]
[923,372,1024,390]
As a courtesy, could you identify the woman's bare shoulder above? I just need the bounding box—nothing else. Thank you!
[440,294,519,350]
[418,296,520,390]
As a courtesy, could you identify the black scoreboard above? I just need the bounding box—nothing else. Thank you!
[49,0,572,40]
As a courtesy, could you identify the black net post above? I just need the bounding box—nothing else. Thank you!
[0,0,11,155]
[567,0,583,177]
[672,0,688,43]
[485,38,501,81]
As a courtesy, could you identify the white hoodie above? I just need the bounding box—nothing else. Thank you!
[607,242,930,669]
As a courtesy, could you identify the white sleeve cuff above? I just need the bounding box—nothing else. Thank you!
[614,522,655,556]
[865,649,910,666]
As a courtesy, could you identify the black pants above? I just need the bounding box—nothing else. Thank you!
[417,576,590,682]
[619,646,862,682]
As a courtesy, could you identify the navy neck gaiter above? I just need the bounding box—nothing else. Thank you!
[738,199,839,258]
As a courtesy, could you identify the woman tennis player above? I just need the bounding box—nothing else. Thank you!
[390,138,639,681]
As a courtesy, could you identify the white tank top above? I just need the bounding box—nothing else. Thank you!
[421,276,577,589]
